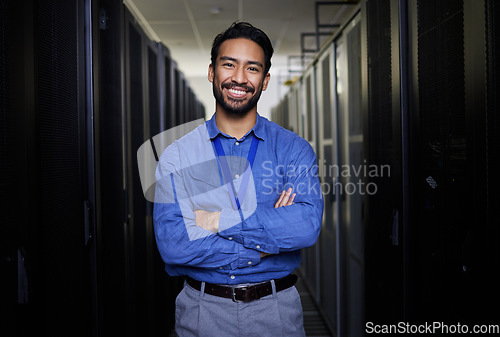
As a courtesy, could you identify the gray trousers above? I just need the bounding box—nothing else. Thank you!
[175,280,306,337]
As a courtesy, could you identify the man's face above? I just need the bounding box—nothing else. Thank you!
[209,38,270,116]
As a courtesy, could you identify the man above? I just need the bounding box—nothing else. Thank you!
[153,22,323,337]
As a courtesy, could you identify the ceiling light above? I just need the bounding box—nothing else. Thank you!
[209,6,222,15]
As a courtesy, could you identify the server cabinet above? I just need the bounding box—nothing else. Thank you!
[180,74,187,125]
[153,41,183,335]
[95,2,181,335]
[148,41,162,137]
[406,0,500,324]
[35,0,93,333]
[2,0,95,335]
[288,84,299,134]
[186,86,196,122]
[163,52,176,129]
[36,4,91,333]
[300,66,321,300]
[94,0,130,335]
[282,93,290,131]
[124,7,177,335]
[174,69,185,127]
[410,0,467,322]
[124,8,149,335]
[363,0,406,326]
[302,68,318,153]
[295,82,306,140]
[157,44,168,132]
[335,13,364,337]
[485,2,500,295]
[275,94,289,130]
[1,2,16,333]
[272,0,500,333]
[315,43,339,334]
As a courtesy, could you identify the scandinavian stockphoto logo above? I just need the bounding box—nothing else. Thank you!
[258,160,390,197]
[137,120,257,240]
[137,119,205,203]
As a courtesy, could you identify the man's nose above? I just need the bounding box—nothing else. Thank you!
[231,67,247,84]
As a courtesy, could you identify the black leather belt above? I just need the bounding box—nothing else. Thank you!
[186,274,298,303]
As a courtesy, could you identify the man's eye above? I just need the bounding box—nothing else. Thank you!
[223,63,234,67]
[248,67,259,72]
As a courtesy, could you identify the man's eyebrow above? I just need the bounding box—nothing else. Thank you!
[247,60,264,68]
[219,56,263,69]
[220,56,238,63]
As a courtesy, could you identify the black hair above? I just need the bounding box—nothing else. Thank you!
[210,21,274,74]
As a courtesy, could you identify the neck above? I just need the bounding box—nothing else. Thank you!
[215,108,257,140]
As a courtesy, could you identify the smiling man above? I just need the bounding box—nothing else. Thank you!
[153,22,323,337]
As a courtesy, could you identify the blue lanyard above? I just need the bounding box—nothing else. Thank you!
[212,136,259,213]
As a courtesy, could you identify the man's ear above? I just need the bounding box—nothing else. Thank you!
[262,73,271,91]
[208,64,214,83]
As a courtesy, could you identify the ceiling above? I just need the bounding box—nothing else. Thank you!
[125,0,358,78]
[124,0,359,116]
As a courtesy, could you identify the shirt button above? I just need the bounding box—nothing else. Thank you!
[235,174,239,179]
[228,237,233,240]
[235,142,239,146]
[219,267,223,269]
[248,261,252,265]
[230,275,235,280]
[256,245,260,249]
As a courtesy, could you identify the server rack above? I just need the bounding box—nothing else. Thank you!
[288,84,299,134]
[485,2,500,291]
[273,1,500,335]
[363,0,406,326]
[122,8,155,334]
[175,69,184,126]
[335,14,365,337]
[406,0,500,324]
[273,4,404,335]
[2,0,95,336]
[94,0,130,335]
[94,1,202,335]
[162,53,176,129]
[1,0,205,336]
[300,64,322,306]
[0,2,14,332]
[315,42,339,335]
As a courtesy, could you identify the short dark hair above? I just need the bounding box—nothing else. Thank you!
[210,21,274,74]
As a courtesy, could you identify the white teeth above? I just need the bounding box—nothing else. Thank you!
[228,88,246,95]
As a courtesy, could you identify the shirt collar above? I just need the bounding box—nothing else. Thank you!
[206,113,266,141]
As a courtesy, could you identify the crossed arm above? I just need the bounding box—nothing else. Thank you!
[154,137,322,270]
[194,187,296,258]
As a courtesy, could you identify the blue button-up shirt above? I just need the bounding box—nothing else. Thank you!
[153,114,323,285]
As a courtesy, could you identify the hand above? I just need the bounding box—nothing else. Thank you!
[274,188,296,208]
[194,209,220,233]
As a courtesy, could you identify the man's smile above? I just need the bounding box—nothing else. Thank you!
[226,87,249,99]
[222,83,255,101]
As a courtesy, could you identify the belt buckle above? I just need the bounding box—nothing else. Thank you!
[231,286,259,303]
[231,286,245,303]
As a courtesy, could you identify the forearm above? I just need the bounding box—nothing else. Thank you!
[218,199,323,254]
[153,202,261,269]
